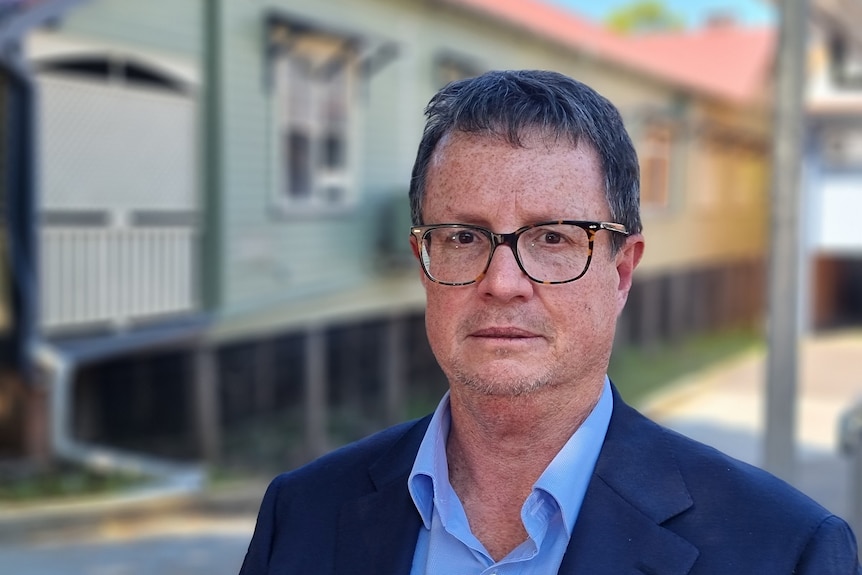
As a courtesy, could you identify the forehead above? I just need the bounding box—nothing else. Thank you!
[424,130,608,223]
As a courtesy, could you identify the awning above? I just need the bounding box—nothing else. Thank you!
[263,10,398,89]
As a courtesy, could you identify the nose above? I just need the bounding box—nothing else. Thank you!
[476,243,534,300]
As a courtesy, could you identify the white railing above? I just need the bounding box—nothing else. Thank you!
[40,226,198,332]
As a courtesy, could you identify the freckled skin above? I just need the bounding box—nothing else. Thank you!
[418,131,643,404]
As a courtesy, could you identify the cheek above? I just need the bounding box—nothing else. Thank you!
[565,300,603,339]
[557,282,616,332]
[423,290,461,345]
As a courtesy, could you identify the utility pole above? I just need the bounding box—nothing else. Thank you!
[764,0,809,482]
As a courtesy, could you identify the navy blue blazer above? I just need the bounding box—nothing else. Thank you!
[239,387,861,574]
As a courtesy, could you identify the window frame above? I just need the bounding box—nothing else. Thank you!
[433,51,482,88]
[269,35,360,216]
[639,122,673,210]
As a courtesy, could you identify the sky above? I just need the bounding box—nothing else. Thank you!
[545,0,776,29]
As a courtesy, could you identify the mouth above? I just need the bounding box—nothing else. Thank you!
[469,327,542,339]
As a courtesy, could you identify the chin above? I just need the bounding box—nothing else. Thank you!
[452,364,555,397]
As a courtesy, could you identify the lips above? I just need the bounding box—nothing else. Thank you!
[469,327,541,338]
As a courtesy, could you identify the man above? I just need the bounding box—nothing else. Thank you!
[240,70,860,574]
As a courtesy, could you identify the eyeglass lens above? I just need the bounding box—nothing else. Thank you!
[420,224,591,284]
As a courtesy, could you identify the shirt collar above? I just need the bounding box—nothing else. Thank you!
[408,378,614,534]
[408,391,452,529]
[535,376,613,533]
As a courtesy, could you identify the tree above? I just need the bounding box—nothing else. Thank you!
[606,1,685,35]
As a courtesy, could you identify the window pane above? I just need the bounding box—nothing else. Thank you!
[287,57,312,122]
[322,186,345,203]
[435,54,481,87]
[287,130,311,198]
[321,133,345,169]
[822,129,862,167]
[40,57,111,80]
[641,125,671,207]
[321,68,348,127]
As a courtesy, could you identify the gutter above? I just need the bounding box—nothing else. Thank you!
[29,334,207,497]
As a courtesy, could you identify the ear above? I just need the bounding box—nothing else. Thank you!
[410,235,430,287]
[410,234,420,260]
[615,233,644,315]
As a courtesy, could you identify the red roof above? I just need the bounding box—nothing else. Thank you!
[624,25,774,104]
[439,0,775,104]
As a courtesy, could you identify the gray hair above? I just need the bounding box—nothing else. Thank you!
[408,69,641,252]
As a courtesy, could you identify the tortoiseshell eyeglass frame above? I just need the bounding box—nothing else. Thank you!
[410,220,630,286]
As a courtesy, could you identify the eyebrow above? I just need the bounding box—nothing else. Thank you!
[427,213,600,229]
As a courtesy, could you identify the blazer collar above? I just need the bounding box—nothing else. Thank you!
[560,387,699,574]
[334,416,431,575]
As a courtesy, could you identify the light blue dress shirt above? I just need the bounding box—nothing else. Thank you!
[407,377,613,575]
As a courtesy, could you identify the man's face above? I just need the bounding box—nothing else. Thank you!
[415,131,643,398]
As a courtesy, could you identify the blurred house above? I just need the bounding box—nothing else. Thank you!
[803,0,862,329]
[0,0,774,472]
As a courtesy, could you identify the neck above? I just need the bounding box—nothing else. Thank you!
[446,378,604,482]
[443,377,605,561]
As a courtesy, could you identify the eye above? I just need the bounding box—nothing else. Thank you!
[453,231,476,245]
[541,232,562,245]
[524,225,584,248]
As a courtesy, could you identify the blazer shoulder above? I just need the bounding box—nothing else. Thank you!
[666,425,861,571]
[240,416,431,574]
[268,415,431,498]
[612,391,833,525]
[604,397,859,570]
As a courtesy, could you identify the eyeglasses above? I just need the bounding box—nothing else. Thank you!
[411,220,629,286]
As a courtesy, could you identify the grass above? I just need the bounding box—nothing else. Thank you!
[610,327,764,407]
[0,463,151,503]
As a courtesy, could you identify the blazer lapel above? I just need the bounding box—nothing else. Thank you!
[335,478,422,575]
[559,388,699,575]
[559,477,698,575]
[333,417,430,575]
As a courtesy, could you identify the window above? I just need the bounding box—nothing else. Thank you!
[822,128,862,168]
[39,57,187,93]
[695,131,767,211]
[829,34,862,89]
[434,52,482,88]
[729,144,763,208]
[695,139,720,210]
[640,124,672,209]
[273,36,357,210]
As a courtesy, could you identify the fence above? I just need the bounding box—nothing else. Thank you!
[40,224,197,332]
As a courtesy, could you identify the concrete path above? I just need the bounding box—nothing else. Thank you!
[643,328,862,528]
[0,486,262,575]
[0,515,254,575]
